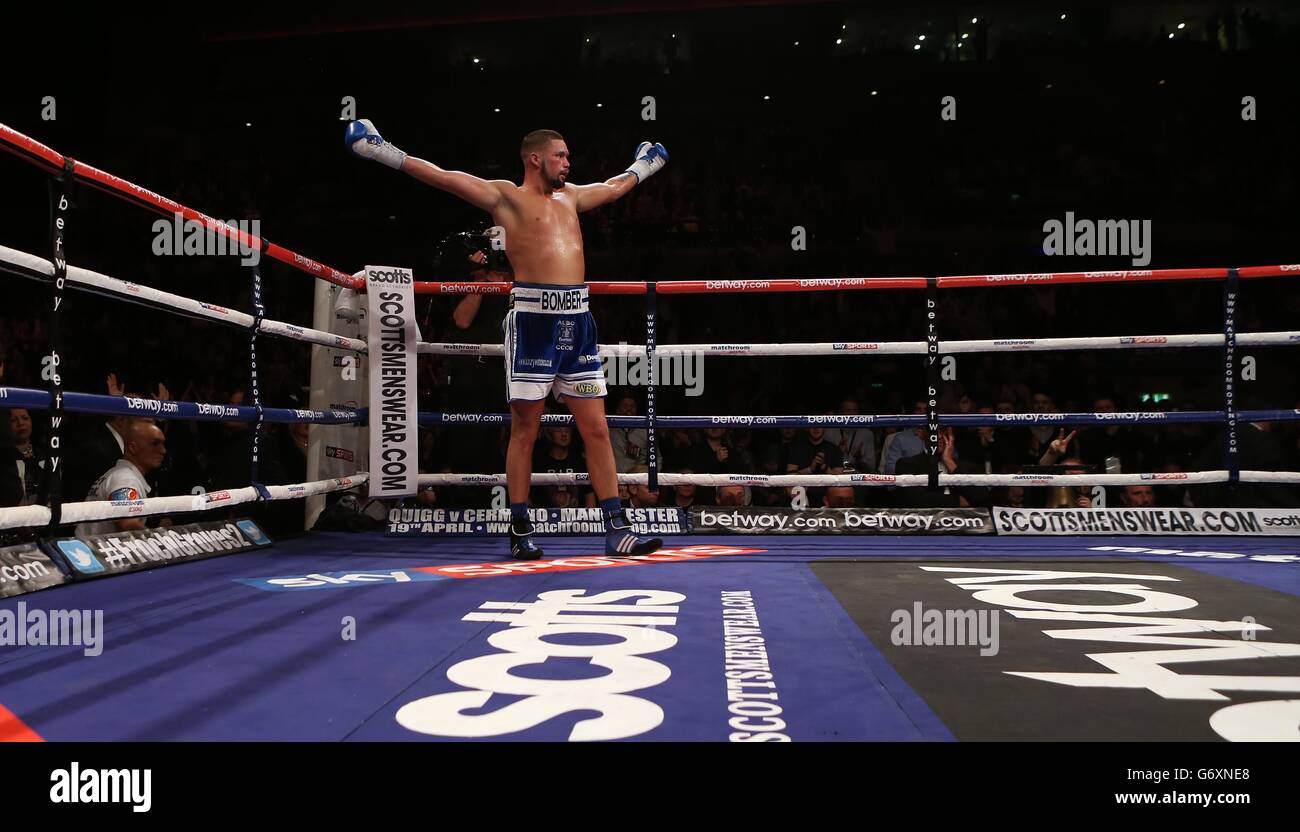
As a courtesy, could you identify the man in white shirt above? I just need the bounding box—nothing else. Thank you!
[76,421,167,537]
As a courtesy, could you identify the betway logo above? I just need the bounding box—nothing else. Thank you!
[196,403,239,417]
[799,278,867,288]
[996,413,1066,422]
[395,589,686,741]
[807,415,875,424]
[1096,411,1167,420]
[699,509,940,530]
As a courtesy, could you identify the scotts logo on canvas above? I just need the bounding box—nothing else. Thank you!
[395,589,684,741]
[916,565,1300,740]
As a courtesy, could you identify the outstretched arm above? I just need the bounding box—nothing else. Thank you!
[574,141,670,213]
[402,158,509,213]
[346,119,507,213]
[573,172,637,213]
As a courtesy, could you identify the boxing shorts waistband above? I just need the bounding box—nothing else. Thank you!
[509,282,590,314]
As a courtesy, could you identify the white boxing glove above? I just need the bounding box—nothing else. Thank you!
[625,142,669,184]
[345,119,407,170]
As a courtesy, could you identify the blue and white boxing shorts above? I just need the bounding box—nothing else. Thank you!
[504,282,607,402]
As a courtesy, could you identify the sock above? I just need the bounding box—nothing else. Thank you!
[511,503,531,533]
[600,496,626,531]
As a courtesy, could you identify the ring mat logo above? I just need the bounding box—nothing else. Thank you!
[396,589,684,741]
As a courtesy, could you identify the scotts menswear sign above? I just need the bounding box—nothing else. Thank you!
[366,266,419,497]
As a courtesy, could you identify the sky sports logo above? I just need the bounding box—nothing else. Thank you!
[237,546,763,591]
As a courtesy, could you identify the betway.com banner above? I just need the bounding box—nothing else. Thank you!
[387,507,689,537]
[0,542,68,598]
[994,506,1300,536]
[691,507,993,535]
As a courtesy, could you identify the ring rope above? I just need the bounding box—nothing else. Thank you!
[0,474,367,531]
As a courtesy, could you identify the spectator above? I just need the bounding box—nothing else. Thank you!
[716,484,749,506]
[692,427,752,475]
[1026,391,1062,461]
[823,397,876,473]
[8,408,41,504]
[65,374,135,503]
[75,421,167,537]
[879,401,928,474]
[1190,421,1300,508]
[1118,484,1155,508]
[445,243,510,481]
[787,427,844,476]
[668,466,704,508]
[956,405,1017,473]
[894,427,992,508]
[823,485,855,508]
[788,426,844,508]
[625,464,661,508]
[1079,396,1142,472]
[610,393,648,472]
[532,425,594,507]
[1045,456,1094,509]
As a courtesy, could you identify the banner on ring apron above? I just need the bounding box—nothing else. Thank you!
[51,519,273,579]
[994,506,1300,536]
[690,506,993,534]
[387,506,691,537]
[365,265,420,498]
[0,542,68,598]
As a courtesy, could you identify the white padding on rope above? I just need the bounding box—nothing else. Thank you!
[1239,470,1300,484]
[0,244,367,354]
[262,475,369,500]
[942,471,1231,486]
[417,342,506,356]
[944,332,1300,354]
[257,319,367,353]
[416,470,1281,488]
[0,474,368,530]
[418,473,928,487]
[415,331,1300,359]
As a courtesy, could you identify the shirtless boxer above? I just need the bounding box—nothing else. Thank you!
[347,119,668,560]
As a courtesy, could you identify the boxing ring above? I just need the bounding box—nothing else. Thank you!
[1,123,1298,742]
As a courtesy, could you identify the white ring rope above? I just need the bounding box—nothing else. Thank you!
[417,470,1293,488]
[0,475,366,531]
[0,243,368,354]
[417,332,1300,358]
